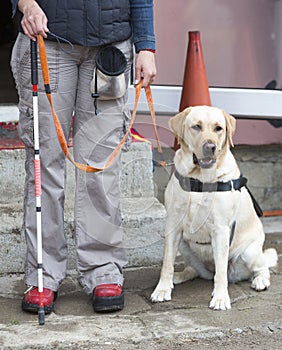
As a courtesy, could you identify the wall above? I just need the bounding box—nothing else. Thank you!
[134,0,282,146]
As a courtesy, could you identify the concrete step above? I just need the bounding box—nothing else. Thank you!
[0,142,166,274]
[0,197,166,274]
[121,197,166,267]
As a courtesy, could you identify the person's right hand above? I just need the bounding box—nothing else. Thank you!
[18,0,49,40]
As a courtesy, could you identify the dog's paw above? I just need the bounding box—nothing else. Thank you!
[251,275,270,291]
[209,292,231,310]
[151,280,173,302]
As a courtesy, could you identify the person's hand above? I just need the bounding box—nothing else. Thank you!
[135,50,157,87]
[18,0,49,40]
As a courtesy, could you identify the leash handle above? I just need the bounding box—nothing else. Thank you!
[36,35,162,172]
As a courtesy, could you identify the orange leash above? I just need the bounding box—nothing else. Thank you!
[37,34,162,172]
[263,210,282,217]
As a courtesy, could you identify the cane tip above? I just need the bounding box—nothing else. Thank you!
[38,308,45,325]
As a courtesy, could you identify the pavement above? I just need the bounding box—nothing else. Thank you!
[0,216,281,350]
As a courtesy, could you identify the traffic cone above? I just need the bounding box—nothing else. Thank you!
[174,31,211,150]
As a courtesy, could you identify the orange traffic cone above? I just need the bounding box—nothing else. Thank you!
[174,31,211,150]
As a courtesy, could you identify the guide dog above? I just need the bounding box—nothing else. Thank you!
[151,106,277,310]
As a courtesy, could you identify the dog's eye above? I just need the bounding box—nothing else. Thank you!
[192,124,201,131]
[215,125,223,132]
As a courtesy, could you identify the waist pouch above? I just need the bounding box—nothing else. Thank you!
[90,46,127,101]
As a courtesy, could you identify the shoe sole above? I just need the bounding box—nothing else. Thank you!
[22,300,55,314]
[21,291,57,314]
[93,292,124,312]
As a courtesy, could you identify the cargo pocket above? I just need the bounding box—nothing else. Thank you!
[17,101,34,148]
[14,33,59,95]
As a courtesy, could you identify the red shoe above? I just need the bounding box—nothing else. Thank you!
[22,286,57,314]
[93,284,124,312]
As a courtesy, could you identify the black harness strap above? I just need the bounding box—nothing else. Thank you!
[174,170,247,192]
[174,170,263,217]
[229,221,236,246]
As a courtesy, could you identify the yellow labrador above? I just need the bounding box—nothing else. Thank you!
[151,106,278,310]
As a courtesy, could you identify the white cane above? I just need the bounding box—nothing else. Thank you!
[31,38,45,325]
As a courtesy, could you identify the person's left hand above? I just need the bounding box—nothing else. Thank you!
[134,50,157,87]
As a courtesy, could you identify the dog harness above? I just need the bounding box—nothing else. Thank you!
[174,170,263,217]
[174,170,247,192]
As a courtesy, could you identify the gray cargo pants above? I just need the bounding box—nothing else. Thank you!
[11,33,132,294]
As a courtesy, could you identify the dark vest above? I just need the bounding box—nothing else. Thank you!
[33,0,132,46]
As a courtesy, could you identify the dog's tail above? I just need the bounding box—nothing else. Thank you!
[264,248,278,269]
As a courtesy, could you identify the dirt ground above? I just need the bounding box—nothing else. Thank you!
[2,328,282,350]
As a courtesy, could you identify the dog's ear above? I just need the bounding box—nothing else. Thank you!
[169,107,192,144]
[223,111,236,147]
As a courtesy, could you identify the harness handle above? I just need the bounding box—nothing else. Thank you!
[36,34,162,173]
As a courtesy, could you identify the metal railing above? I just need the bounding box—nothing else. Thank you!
[128,85,282,120]
[1,86,282,123]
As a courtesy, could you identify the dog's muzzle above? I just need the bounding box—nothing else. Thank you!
[193,141,216,169]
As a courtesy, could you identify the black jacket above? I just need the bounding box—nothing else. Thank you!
[15,0,132,47]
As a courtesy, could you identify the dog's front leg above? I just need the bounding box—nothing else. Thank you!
[209,226,231,310]
[151,216,182,302]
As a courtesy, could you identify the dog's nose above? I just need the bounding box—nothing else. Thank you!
[203,141,216,156]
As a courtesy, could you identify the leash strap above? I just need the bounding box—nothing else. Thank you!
[36,35,162,173]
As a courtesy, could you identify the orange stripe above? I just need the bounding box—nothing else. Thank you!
[34,159,42,196]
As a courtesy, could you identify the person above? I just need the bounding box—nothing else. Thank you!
[10,0,156,313]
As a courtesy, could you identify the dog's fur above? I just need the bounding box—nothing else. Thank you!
[151,106,278,310]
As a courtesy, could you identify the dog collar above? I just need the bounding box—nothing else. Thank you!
[174,170,248,192]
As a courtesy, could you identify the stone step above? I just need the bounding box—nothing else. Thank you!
[121,197,166,267]
[0,142,166,274]
[0,197,166,274]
